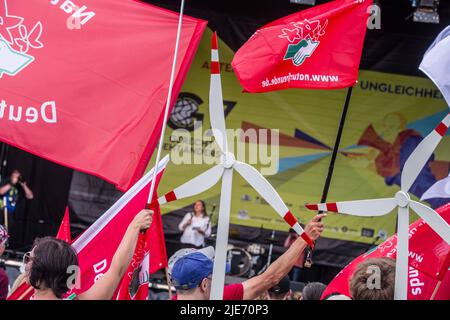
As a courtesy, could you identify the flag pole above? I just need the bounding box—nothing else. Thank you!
[164,267,173,299]
[304,85,354,267]
[146,1,185,298]
[3,197,8,232]
[147,0,186,205]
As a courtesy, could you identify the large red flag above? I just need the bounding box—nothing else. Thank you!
[67,155,170,298]
[231,0,372,93]
[321,203,450,300]
[115,197,168,300]
[8,157,169,300]
[0,0,206,190]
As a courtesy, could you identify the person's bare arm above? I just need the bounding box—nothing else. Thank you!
[78,209,153,300]
[2,172,19,196]
[0,184,11,196]
[242,214,326,300]
[20,182,34,200]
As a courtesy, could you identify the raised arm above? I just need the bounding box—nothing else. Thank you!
[242,214,326,300]
[20,182,34,200]
[78,209,153,300]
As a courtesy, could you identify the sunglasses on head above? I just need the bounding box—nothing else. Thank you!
[22,251,33,265]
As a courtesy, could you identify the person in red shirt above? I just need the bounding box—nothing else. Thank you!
[170,214,326,300]
[0,224,9,300]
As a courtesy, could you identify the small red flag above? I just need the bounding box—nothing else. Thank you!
[56,207,71,243]
[232,0,372,92]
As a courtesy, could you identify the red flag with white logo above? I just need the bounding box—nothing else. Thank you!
[0,0,206,190]
[321,203,450,300]
[231,0,372,93]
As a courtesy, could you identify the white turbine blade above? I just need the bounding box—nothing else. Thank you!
[401,114,450,193]
[158,165,224,205]
[394,206,409,300]
[210,168,233,300]
[305,198,397,216]
[410,201,450,244]
[234,161,314,247]
[421,175,450,200]
[209,32,228,153]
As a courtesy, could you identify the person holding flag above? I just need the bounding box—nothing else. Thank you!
[169,214,325,300]
[21,209,152,300]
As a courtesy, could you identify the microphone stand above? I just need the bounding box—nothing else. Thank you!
[266,230,276,267]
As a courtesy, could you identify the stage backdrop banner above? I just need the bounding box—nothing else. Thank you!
[0,0,206,191]
[151,29,450,247]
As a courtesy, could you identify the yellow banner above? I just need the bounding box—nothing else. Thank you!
[149,29,449,244]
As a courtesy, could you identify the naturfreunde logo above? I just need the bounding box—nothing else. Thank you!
[0,0,43,77]
[169,121,280,176]
[279,19,328,67]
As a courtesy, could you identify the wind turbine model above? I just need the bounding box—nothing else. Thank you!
[306,113,450,300]
[158,33,314,300]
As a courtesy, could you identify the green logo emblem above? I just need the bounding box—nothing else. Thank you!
[283,39,319,66]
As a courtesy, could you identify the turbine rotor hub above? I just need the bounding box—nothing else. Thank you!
[221,152,235,169]
[395,191,410,208]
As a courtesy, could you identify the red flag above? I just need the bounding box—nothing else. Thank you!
[0,0,206,190]
[321,203,450,300]
[115,198,168,300]
[231,0,372,92]
[56,207,71,243]
[115,232,151,300]
[148,199,168,274]
[67,156,169,298]
[8,206,73,300]
[6,280,34,301]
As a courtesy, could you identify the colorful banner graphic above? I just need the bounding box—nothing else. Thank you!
[151,29,450,245]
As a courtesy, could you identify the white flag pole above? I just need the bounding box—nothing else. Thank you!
[147,0,186,205]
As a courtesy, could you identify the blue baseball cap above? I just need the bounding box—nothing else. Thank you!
[170,246,214,290]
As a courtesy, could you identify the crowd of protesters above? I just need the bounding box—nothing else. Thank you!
[0,197,398,300]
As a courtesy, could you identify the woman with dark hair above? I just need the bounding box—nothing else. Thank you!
[22,209,152,300]
[178,200,211,248]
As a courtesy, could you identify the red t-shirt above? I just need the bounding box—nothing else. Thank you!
[172,283,244,300]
